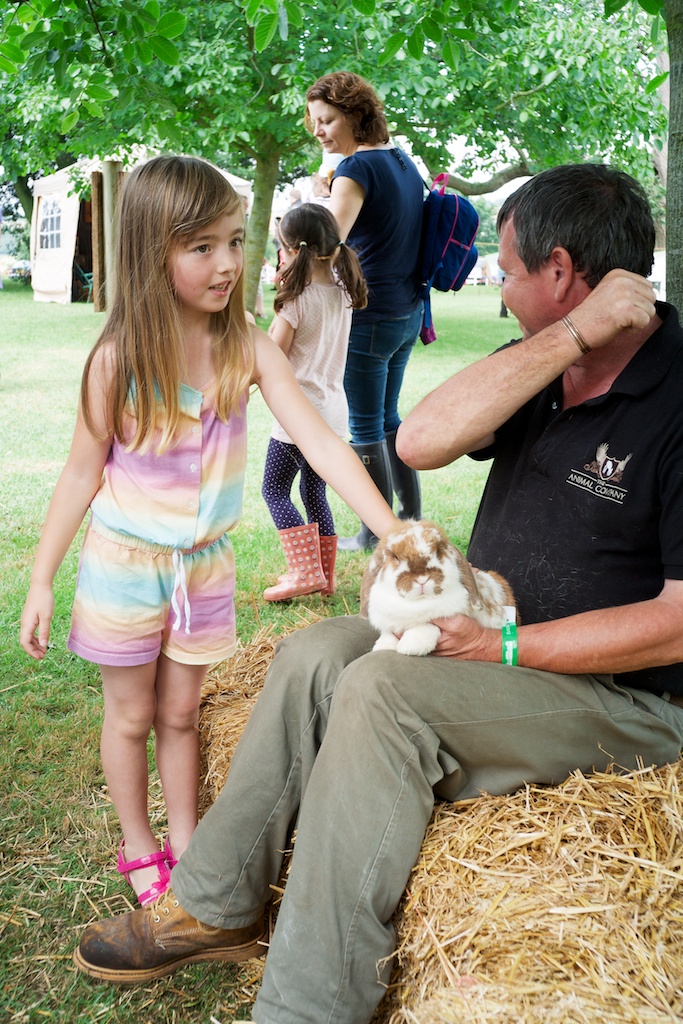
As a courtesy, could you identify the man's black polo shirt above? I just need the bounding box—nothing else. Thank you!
[467,303,683,695]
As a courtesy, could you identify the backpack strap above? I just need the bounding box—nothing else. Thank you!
[420,292,437,345]
[431,172,449,195]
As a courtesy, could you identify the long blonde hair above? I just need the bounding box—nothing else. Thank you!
[81,155,254,452]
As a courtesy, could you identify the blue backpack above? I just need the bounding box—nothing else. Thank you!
[419,173,480,344]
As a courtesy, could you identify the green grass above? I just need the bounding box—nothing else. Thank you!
[0,279,514,1022]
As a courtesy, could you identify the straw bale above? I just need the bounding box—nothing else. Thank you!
[375,763,683,1024]
[200,634,683,1023]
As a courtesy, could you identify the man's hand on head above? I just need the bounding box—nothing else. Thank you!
[570,270,657,349]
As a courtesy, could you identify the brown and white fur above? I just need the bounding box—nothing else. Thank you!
[360,520,518,656]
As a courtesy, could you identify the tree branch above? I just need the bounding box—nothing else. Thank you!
[425,161,533,196]
[85,0,108,54]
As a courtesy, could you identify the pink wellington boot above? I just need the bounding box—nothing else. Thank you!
[318,534,338,596]
[263,523,327,602]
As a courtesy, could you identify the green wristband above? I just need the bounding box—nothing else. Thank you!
[502,623,518,666]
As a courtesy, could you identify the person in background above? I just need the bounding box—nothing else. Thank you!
[309,174,331,205]
[306,70,424,550]
[261,203,367,601]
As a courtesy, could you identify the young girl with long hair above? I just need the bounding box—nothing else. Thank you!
[261,203,367,601]
[20,156,397,906]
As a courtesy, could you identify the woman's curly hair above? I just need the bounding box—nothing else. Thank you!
[305,71,390,145]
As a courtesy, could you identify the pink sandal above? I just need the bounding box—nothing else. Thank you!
[117,840,171,906]
[164,838,178,870]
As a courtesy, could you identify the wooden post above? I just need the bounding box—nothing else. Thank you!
[91,171,105,312]
[101,160,122,310]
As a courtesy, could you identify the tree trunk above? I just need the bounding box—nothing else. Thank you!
[665,0,683,310]
[654,47,669,189]
[245,144,281,313]
[14,175,33,221]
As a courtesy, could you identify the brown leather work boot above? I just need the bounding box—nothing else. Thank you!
[73,888,266,983]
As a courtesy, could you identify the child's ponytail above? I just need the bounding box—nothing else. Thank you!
[331,241,367,310]
[274,241,314,313]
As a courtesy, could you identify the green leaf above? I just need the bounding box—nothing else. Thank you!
[604,0,628,15]
[645,71,669,94]
[406,25,425,59]
[149,35,181,64]
[0,41,25,64]
[116,86,134,110]
[254,13,278,51]
[157,11,187,39]
[244,0,263,23]
[84,98,104,118]
[650,12,660,44]
[422,17,443,43]
[637,0,663,14]
[135,38,154,65]
[20,29,50,50]
[0,53,18,74]
[351,0,376,13]
[442,37,460,71]
[378,32,405,66]
[134,7,158,27]
[283,1,303,29]
[449,25,477,40]
[87,81,115,103]
[502,0,520,12]
[145,0,161,18]
[54,52,69,87]
[60,109,79,133]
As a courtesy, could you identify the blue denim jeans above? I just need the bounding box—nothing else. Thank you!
[171,616,683,1024]
[344,305,422,444]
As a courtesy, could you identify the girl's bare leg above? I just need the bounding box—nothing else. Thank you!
[100,661,161,899]
[153,653,209,860]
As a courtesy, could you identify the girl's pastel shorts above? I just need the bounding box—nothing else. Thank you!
[68,521,237,667]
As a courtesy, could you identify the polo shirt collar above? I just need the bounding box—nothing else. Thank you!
[607,301,681,398]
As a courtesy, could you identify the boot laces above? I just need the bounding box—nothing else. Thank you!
[151,887,180,921]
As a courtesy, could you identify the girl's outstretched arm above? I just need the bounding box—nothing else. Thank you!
[20,346,114,660]
[251,329,398,539]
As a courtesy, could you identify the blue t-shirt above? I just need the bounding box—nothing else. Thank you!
[333,148,424,323]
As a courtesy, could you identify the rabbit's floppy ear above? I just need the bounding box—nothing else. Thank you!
[360,541,386,618]
[451,545,481,608]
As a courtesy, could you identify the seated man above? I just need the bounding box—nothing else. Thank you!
[73,164,683,1024]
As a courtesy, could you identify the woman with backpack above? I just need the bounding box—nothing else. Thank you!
[305,71,424,551]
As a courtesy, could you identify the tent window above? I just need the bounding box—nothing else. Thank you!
[39,198,62,249]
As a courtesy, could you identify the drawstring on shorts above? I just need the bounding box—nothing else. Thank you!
[171,549,192,635]
[88,517,226,640]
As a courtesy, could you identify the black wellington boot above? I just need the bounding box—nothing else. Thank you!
[338,440,393,552]
[385,429,422,521]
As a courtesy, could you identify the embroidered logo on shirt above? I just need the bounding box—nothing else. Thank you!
[566,442,633,504]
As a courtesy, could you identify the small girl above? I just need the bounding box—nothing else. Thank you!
[261,204,367,601]
[20,156,397,907]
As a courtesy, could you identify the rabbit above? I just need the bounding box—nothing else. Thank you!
[360,519,518,656]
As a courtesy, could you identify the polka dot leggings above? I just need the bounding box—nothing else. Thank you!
[261,437,335,535]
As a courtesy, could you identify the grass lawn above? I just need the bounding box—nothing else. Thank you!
[0,279,515,1023]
